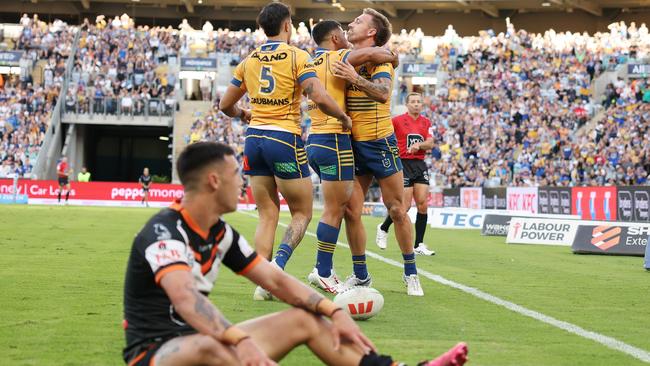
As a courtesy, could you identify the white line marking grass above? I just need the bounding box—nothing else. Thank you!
[238,211,650,363]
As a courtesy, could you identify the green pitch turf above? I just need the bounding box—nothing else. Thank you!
[1,205,648,365]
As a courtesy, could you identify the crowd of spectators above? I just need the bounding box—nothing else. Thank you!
[65,14,179,117]
[420,21,650,187]
[0,15,75,178]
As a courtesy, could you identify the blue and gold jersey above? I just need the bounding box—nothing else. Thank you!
[346,62,394,141]
[231,41,316,135]
[307,48,351,134]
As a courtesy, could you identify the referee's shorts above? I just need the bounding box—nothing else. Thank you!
[402,159,429,187]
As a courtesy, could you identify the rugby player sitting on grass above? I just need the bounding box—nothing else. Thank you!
[122,141,468,366]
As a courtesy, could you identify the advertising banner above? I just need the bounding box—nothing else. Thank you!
[481,212,580,236]
[506,187,538,214]
[628,64,650,78]
[571,223,648,256]
[429,207,485,229]
[0,179,258,207]
[537,187,572,215]
[442,187,460,207]
[402,63,438,76]
[482,187,507,210]
[362,202,388,217]
[571,186,617,221]
[180,57,217,70]
[460,187,482,209]
[616,186,650,222]
[506,217,578,246]
[0,193,28,204]
[0,51,24,65]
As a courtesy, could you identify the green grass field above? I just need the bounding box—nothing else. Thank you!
[1,205,649,365]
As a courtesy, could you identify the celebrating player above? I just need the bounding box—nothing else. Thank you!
[56,156,72,204]
[122,141,468,366]
[219,2,352,300]
[331,9,424,296]
[305,20,398,292]
[376,93,435,255]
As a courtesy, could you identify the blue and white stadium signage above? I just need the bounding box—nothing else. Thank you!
[628,64,650,78]
[181,57,217,70]
[402,63,438,76]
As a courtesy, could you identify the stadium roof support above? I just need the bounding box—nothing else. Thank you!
[80,0,90,10]
[550,0,602,16]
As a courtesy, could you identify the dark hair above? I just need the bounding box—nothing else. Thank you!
[257,2,291,37]
[406,92,422,103]
[363,8,392,47]
[312,20,341,46]
[177,142,235,189]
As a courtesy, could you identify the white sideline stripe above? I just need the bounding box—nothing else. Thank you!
[238,211,650,363]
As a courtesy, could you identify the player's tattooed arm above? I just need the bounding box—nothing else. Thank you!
[301,77,352,130]
[346,48,398,68]
[354,76,391,104]
[160,269,233,338]
[332,60,390,103]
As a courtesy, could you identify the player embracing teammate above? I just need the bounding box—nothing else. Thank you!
[220,2,351,300]
[328,9,425,296]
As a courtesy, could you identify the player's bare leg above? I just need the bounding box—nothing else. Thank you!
[152,333,239,366]
[250,175,282,301]
[249,175,280,260]
[272,176,313,269]
[378,172,423,296]
[240,308,467,366]
[308,179,353,291]
[340,175,373,290]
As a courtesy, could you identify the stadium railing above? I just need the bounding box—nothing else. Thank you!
[64,96,176,119]
[32,25,80,181]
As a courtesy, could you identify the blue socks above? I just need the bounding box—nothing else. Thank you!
[352,255,368,280]
[316,222,339,277]
[273,243,293,269]
[403,253,417,276]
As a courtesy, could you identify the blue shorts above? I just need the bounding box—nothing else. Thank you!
[244,128,310,179]
[306,133,354,181]
[352,134,403,179]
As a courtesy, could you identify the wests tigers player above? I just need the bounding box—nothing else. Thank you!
[121,142,468,366]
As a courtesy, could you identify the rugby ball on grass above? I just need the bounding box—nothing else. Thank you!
[333,287,384,320]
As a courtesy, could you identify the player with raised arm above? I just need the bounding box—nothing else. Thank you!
[332,9,424,296]
[219,2,352,300]
[305,20,398,293]
[377,93,436,256]
[121,141,468,366]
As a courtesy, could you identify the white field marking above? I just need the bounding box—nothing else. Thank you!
[238,211,650,363]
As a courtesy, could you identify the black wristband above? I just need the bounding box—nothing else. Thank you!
[234,336,250,346]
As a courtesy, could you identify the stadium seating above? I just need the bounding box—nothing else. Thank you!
[2,14,648,187]
[0,15,75,178]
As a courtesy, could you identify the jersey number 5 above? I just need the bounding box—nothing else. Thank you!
[259,66,275,94]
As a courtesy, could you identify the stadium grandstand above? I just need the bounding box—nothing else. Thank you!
[1,0,649,187]
[3,1,650,365]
